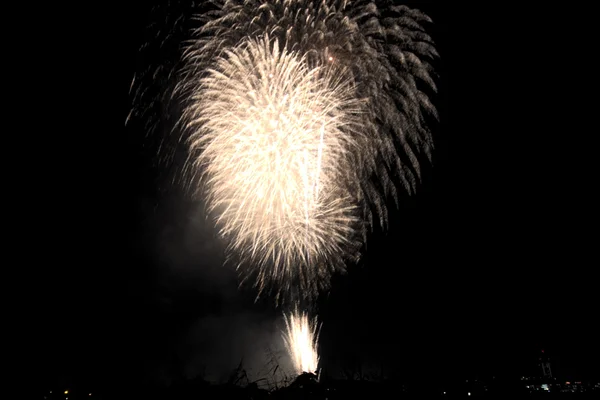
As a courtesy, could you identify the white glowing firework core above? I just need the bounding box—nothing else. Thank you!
[187,36,363,299]
[283,309,320,375]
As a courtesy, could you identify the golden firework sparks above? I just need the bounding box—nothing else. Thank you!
[282,308,320,375]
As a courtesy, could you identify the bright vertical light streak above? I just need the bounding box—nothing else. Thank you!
[315,124,325,201]
[282,309,320,376]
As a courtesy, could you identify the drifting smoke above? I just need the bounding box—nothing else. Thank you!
[175,0,438,304]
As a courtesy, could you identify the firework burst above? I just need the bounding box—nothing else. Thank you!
[130,0,438,304]
[282,308,320,375]
[183,35,366,302]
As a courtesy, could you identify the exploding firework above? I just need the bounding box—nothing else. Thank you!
[182,35,366,303]
[130,0,438,303]
[282,308,320,375]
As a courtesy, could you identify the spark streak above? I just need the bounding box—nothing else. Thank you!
[282,309,320,375]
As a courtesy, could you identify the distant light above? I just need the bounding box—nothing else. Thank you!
[566,382,570,384]
[468,392,471,396]
[89,394,92,396]
[64,390,69,394]
[328,56,333,61]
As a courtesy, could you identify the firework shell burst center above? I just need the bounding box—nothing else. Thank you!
[177,0,438,304]
[188,36,364,301]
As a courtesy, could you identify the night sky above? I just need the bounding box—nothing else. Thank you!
[31,1,597,396]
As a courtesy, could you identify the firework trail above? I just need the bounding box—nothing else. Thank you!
[128,0,438,304]
[282,308,320,375]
